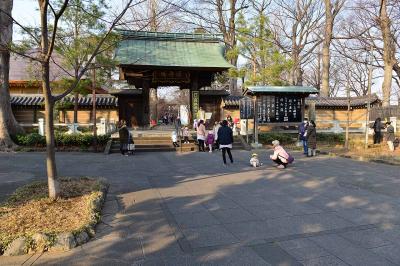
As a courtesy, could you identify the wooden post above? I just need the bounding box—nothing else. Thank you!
[253,95,259,144]
[365,51,373,149]
[92,65,97,151]
[345,84,351,150]
[142,80,150,127]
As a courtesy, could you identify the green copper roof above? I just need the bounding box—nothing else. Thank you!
[115,30,233,69]
[247,86,318,94]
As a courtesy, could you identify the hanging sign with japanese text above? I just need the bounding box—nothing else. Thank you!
[191,91,199,119]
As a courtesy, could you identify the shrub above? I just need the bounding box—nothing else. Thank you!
[13,133,46,147]
[258,133,297,145]
[13,133,110,148]
[316,133,345,144]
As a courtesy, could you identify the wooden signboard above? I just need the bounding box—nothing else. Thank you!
[191,91,199,119]
[240,97,254,119]
[256,95,302,123]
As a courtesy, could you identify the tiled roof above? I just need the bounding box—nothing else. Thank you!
[247,86,318,94]
[199,90,230,96]
[306,94,380,108]
[115,30,233,69]
[223,95,244,107]
[10,49,73,81]
[222,94,381,108]
[10,94,118,107]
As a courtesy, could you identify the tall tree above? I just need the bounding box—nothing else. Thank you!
[235,2,291,86]
[378,0,395,107]
[271,0,324,85]
[185,0,248,94]
[54,0,110,124]
[0,0,24,150]
[320,0,344,96]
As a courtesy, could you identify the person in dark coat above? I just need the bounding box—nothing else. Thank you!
[118,120,129,156]
[386,121,395,151]
[306,120,317,157]
[217,120,234,165]
[298,118,309,155]
[372,117,384,144]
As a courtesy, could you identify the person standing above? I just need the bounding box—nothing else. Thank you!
[226,114,233,128]
[372,117,384,144]
[306,120,317,157]
[174,116,182,137]
[213,121,221,148]
[197,120,206,152]
[218,120,234,165]
[298,118,309,155]
[205,131,215,153]
[386,121,395,152]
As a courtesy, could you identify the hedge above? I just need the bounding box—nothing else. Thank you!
[257,132,345,145]
[13,133,110,148]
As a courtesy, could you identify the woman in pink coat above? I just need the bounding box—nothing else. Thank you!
[269,140,289,169]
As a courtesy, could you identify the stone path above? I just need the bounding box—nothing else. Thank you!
[0,150,400,265]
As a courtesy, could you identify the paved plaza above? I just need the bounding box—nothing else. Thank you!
[1,150,400,265]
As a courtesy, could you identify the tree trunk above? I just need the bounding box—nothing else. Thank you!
[321,0,335,97]
[42,62,60,198]
[0,0,23,150]
[73,91,79,123]
[39,0,59,199]
[379,0,395,107]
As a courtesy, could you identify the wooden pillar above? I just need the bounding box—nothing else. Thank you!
[142,80,150,127]
[149,88,158,126]
[253,95,259,144]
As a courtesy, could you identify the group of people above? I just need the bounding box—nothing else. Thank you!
[298,118,317,157]
[161,113,175,125]
[372,118,396,152]
[196,119,234,165]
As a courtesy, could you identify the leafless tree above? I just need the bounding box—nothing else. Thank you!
[320,0,345,96]
[270,0,325,86]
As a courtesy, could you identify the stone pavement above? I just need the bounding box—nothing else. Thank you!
[0,150,400,265]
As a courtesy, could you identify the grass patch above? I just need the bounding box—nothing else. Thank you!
[0,178,106,254]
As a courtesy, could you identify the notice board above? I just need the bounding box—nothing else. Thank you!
[256,95,303,123]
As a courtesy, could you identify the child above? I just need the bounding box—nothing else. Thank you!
[205,130,215,153]
[193,119,198,131]
[171,131,179,147]
[182,127,190,143]
[250,153,262,167]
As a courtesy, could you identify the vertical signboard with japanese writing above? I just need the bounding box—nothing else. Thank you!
[257,95,303,123]
[191,91,199,119]
[240,97,254,119]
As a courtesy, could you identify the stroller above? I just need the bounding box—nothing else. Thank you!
[119,126,135,155]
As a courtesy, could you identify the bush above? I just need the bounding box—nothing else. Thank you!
[13,133,46,147]
[258,133,297,145]
[13,133,110,148]
[316,133,345,144]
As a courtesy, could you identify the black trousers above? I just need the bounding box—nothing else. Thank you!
[198,139,205,151]
[222,147,233,164]
[273,158,287,167]
[373,132,382,144]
